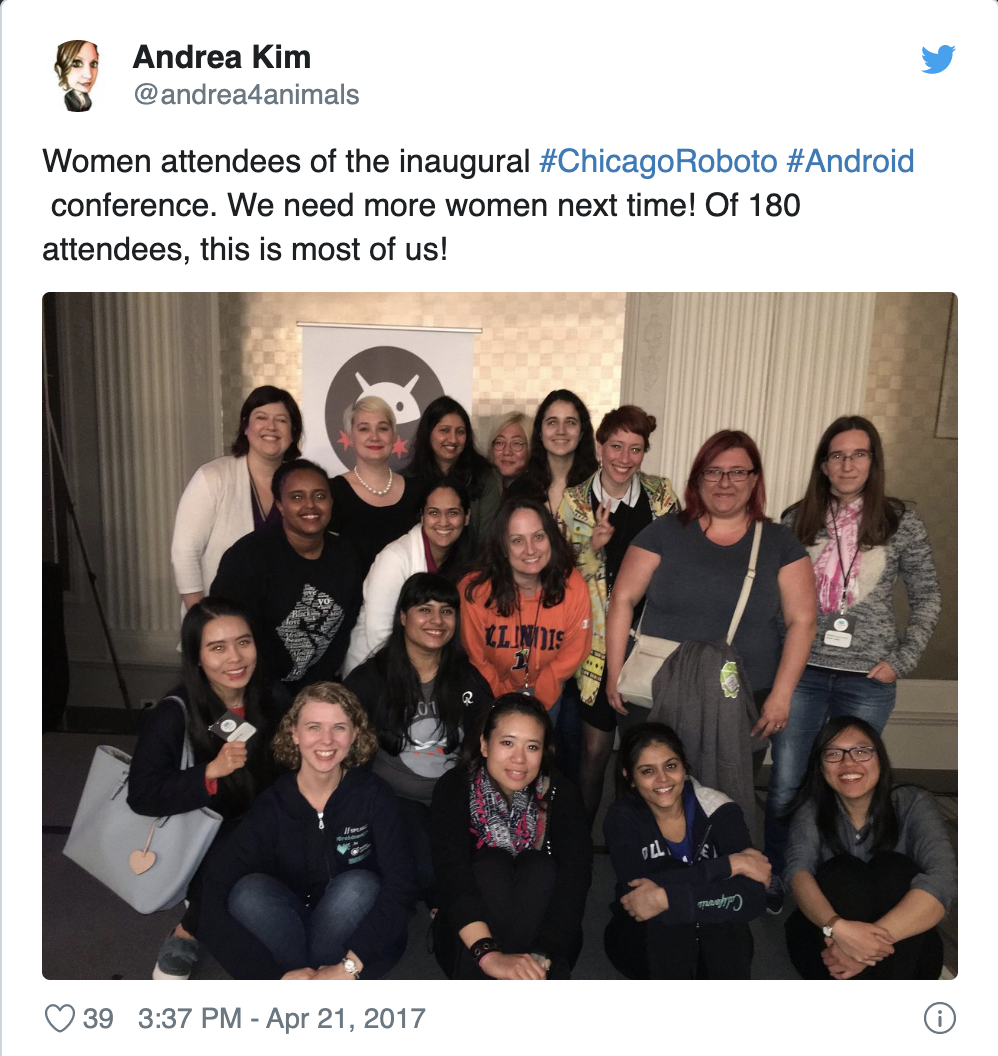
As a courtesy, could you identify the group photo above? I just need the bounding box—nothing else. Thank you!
[41,290,957,981]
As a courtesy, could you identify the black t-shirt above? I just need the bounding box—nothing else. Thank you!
[212,525,362,690]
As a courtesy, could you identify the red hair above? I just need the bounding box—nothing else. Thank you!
[678,430,769,526]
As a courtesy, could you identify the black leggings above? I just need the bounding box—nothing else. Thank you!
[785,852,944,979]
[604,904,754,979]
[434,848,571,979]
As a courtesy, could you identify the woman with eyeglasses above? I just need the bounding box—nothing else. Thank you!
[604,430,816,825]
[764,416,941,912]
[488,412,530,496]
[783,717,955,979]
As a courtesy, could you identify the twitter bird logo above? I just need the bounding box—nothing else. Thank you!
[922,45,955,74]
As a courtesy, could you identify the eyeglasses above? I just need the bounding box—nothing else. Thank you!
[701,468,755,482]
[492,438,526,452]
[820,745,877,763]
[824,450,871,465]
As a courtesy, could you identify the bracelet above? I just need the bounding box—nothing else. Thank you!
[470,937,501,965]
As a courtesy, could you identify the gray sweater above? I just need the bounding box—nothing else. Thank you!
[783,505,940,677]
[784,785,956,912]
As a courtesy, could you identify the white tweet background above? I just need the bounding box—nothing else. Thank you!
[2,0,990,1048]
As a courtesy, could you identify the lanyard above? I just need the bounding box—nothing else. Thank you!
[829,503,860,614]
[514,588,545,689]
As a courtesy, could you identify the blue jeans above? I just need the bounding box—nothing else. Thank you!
[764,665,897,874]
[229,870,380,975]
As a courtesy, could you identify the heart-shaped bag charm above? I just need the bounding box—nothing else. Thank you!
[130,819,160,874]
[129,849,156,874]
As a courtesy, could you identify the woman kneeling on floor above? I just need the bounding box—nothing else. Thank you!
[430,693,592,979]
[783,716,956,979]
[201,682,417,980]
[603,722,770,979]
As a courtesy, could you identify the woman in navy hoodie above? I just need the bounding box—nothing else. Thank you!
[201,682,417,980]
[603,722,770,979]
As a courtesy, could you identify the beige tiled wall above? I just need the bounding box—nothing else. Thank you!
[217,292,626,442]
[863,293,956,680]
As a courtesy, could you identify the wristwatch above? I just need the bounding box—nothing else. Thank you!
[822,914,841,938]
[341,956,361,979]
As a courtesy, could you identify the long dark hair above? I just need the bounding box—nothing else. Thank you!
[459,692,555,775]
[463,498,575,617]
[404,396,495,500]
[614,722,691,799]
[419,477,473,583]
[230,385,303,460]
[788,415,903,548]
[678,429,769,526]
[789,715,898,856]
[177,597,267,812]
[367,573,471,756]
[518,389,598,500]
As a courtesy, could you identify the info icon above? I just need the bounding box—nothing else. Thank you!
[923,1002,955,1034]
[324,346,444,469]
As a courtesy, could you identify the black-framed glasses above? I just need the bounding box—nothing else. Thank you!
[823,450,871,465]
[701,468,755,483]
[820,745,877,763]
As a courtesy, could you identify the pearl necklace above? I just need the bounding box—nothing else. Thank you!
[353,466,393,496]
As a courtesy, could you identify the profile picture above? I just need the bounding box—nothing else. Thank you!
[55,40,99,112]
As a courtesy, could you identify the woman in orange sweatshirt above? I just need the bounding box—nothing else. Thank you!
[459,498,592,720]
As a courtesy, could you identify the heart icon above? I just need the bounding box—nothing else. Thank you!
[45,1004,75,1032]
[129,849,156,875]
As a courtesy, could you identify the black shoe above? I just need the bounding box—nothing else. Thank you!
[766,876,785,915]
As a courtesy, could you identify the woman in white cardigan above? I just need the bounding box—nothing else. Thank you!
[344,480,471,675]
[171,386,303,616]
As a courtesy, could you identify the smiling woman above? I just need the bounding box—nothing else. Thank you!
[54,39,99,111]
[344,573,493,903]
[783,717,955,980]
[343,480,472,675]
[329,396,422,579]
[200,682,417,980]
[429,694,592,979]
[603,722,769,979]
[171,386,302,620]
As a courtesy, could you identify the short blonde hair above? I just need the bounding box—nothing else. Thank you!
[272,682,378,771]
[343,395,396,434]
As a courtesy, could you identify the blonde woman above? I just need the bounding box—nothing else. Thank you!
[329,396,422,578]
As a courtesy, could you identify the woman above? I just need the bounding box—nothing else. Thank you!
[55,40,98,111]
[783,717,955,979]
[558,405,680,824]
[429,694,592,979]
[603,723,770,979]
[508,389,598,517]
[329,396,422,579]
[343,479,471,675]
[201,683,417,980]
[403,395,502,549]
[605,430,817,828]
[128,597,272,980]
[488,411,530,494]
[344,573,492,902]
[171,385,302,616]
[767,415,942,900]
[459,498,592,716]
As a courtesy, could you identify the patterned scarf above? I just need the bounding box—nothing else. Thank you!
[468,765,548,856]
[813,498,864,615]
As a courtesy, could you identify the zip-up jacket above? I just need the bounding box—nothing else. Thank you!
[603,777,766,925]
[201,767,417,978]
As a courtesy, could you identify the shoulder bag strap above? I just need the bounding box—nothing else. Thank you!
[725,520,763,645]
[161,694,195,771]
